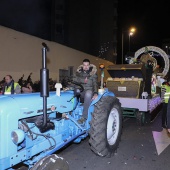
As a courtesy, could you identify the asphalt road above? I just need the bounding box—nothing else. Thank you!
[57,110,170,170]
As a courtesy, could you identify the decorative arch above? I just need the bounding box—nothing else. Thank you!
[134,46,169,77]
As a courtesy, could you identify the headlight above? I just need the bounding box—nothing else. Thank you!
[11,129,25,145]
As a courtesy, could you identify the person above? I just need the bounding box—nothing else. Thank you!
[144,60,154,97]
[18,74,25,87]
[166,98,170,133]
[72,59,98,123]
[22,82,33,93]
[0,77,5,94]
[2,75,21,95]
[161,78,170,129]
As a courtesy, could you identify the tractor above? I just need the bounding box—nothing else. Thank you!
[0,43,122,170]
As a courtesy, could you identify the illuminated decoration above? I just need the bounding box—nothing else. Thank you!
[139,47,157,71]
[134,46,169,77]
[148,95,162,113]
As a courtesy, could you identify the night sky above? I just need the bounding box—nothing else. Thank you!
[0,0,52,40]
[0,0,170,58]
[118,0,170,53]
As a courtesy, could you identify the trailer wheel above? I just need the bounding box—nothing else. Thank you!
[136,111,145,126]
[89,96,122,157]
[31,154,69,170]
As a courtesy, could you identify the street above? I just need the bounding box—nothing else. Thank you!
[57,110,170,170]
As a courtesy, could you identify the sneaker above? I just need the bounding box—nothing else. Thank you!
[77,117,86,124]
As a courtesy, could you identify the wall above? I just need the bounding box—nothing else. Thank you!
[0,26,114,83]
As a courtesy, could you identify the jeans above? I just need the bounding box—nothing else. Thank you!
[80,90,93,119]
[166,99,170,128]
[162,103,168,128]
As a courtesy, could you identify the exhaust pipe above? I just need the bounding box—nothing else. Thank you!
[37,42,54,133]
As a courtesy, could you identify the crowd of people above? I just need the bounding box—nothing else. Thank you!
[0,74,57,95]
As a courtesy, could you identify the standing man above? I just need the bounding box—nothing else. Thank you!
[2,75,21,95]
[161,78,170,128]
[166,97,170,133]
[73,59,98,123]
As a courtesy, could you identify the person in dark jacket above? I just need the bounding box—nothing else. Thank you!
[73,59,98,123]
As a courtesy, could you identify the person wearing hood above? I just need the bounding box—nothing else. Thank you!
[2,75,21,95]
[72,59,98,123]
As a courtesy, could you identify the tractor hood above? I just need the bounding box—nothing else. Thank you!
[0,91,77,118]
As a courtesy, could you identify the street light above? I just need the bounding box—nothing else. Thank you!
[165,45,170,54]
[129,32,133,52]
[121,31,124,64]
[121,27,136,64]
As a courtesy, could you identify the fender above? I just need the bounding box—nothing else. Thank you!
[86,88,115,129]
[91,88,115,106]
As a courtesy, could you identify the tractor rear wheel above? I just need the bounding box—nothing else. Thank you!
[31,154,69,170]
[89,96,122,157]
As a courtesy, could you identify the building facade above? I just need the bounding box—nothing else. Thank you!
[51,0,118,63]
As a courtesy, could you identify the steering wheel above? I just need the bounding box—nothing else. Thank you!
[66,81,84,102]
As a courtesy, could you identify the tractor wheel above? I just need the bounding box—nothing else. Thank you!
[31,154,69,170]
[89,96,122,157]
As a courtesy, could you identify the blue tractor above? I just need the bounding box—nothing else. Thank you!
[0,43,123,170]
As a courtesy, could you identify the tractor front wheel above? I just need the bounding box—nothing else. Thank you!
[89,96,122,157]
